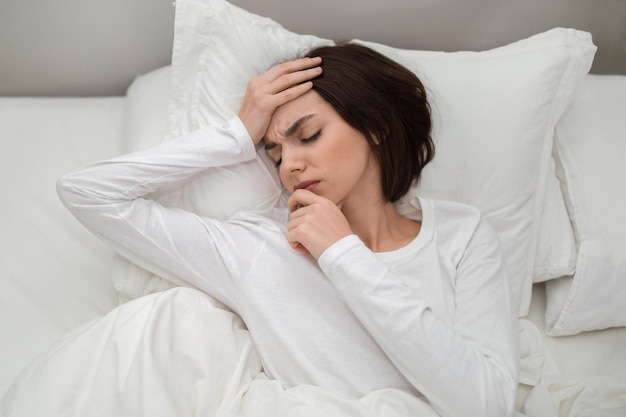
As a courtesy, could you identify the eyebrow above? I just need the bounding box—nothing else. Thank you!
[264,114,315,151]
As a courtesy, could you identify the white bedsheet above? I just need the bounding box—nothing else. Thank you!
[526,285,626,378]
[0,98,123,394]
[1,288,439,417]
[523,374,626,417]
[4,286,625,417]
[518,284,626,416]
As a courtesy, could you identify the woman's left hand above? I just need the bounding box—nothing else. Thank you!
[286,190,353,258]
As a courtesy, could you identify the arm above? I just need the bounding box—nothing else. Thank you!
[317,216,518,417]
[57,56,324,304]
[57,118,259,303]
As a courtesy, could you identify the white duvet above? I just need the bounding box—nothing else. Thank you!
[1,288,438,417]
[3,287,625,417]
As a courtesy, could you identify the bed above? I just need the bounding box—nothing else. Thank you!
[1,0,625,415]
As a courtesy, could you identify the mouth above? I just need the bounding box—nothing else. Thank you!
[293,180,320,193]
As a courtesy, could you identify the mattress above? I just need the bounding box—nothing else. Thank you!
[526,284,626,377]
[0,97,124,394]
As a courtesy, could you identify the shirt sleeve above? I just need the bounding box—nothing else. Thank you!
[317,218,518,417]
[56,118,259,309]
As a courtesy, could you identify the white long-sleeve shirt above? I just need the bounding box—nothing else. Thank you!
[57,117,518,417]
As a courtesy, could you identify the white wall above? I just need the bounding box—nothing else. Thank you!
[0,0,624,96]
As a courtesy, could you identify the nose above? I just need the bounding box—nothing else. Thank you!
[280,147,305,174]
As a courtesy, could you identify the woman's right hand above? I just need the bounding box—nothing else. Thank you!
[238,56,322,145]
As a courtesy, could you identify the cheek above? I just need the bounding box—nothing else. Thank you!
[335,139,372,171]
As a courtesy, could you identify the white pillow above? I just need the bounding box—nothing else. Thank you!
[532,158,577,283]
[545,74,626,336]
[120,0,596,317]
[123,65,172,153]
[356,30,594,315]
[165,0,332,220]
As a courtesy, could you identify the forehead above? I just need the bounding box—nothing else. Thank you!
[265,90,328,141]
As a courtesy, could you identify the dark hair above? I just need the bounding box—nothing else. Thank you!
[305,43,434,203]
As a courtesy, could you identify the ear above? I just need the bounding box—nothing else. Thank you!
[368,132,380,146]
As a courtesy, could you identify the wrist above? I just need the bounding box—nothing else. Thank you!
[230,117,259,157]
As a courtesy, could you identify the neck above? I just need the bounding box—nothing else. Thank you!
[342,197,420,253]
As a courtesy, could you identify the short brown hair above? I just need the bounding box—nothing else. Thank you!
[305,43,434,202]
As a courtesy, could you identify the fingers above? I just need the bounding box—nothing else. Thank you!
[273,80,314,106]
[238,56,322,145]
[260,58,322,110]
[287,189,319,213]
[286,214,311,256]
[286,191,353,259]
[265,56,322,84]
[289,241,311,256]
[251,57,322,104]
[265,57,322,95]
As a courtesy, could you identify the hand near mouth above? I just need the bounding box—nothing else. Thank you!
[287,189,352,259]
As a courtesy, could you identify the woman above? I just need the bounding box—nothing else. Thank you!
[57,44,518,417]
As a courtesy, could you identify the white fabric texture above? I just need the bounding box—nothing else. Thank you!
[133,0,597,318]
[517,319,558,387]
[522,374,626,417]
[525,283,626,378]
[532,157,578,283]
[544,75,626,336]
[357,30,595,316]
[0,98,122,395]
[53,118,518,417]
[123,65,172,153]
[1,287,441,417]
[518,283,626,414]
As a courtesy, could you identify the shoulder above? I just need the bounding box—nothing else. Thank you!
[430,199,503,270]
[400,196,484,237]
[401,196,499,261]
[426,198,482,224]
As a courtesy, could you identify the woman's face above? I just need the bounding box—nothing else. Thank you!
[264,90,381,209]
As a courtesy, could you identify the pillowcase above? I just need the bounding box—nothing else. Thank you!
[118,0,596,318]
[123,65,172,153]
[360,35,579,287]
[112,66,181,301]
[545,74,626,336]
[166,0,332,221]
[355,30,594,315]
[532,158,577,283]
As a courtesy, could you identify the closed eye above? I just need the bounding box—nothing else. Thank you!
[273,131,321,168]
[302,130,321,144]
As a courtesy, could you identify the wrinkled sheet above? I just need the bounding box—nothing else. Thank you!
[3,287,625,417]
[522,374,626,417]
[1,288,438,417]
[516,285,626,415]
